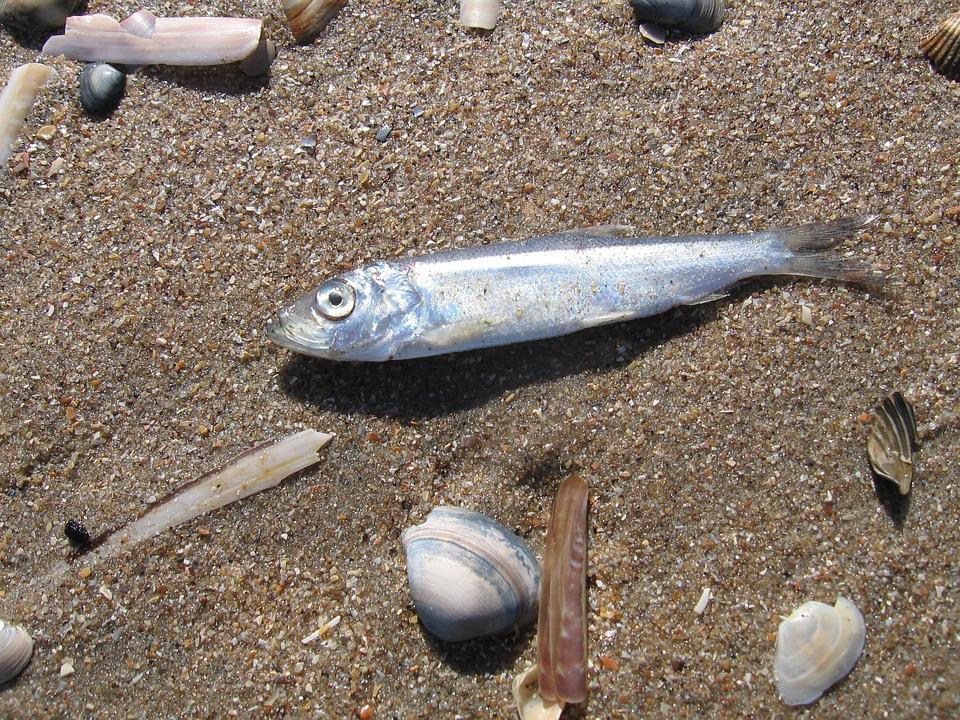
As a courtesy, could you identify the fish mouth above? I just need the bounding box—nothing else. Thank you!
[265,312,330,355]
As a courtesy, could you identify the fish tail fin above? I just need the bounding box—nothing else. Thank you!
[772,216,885,284]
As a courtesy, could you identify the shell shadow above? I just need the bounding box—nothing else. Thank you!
[140,64,270,96]
[418,623,534,675]
[276,304,714,421]
[871,468,910,529]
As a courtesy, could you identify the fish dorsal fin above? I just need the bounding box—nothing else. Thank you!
[558,225,636,238]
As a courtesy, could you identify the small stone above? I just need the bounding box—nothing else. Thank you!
[375,125,391,143]
[35,124,56,140]
[800,305,813,327]
[599,655,620,671]
[64,519,90,546]
[99,585,113,601]
[358,705,373,720]
[522,182,535,194]
[47,157,64,177]
[60,660,75,678]
[78,566,92,579]
[945,206,960,220]
[411,106,424,118]
[857,412,873,424]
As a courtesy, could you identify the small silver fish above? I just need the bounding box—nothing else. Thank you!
[267,218,880,361]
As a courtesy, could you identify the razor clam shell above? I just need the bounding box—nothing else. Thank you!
[630,0,725,34]
[0,63,56,169]
[460,0,499,31]
[774,596,866,706]
[0,619,34,685]
[283,0,347,45]
[920,11,960,79]
[41,13,263,66]
[537,476,589,705]
[867,391,917,494]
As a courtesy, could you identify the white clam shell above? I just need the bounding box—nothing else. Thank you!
[0,618,34,685]
[460,0,499,31]
[401,506,540,642]
[774,596,865,706]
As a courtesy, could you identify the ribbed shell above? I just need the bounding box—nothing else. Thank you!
[402,506,540,642]
[867,392,917,494]
[921,11,960,79]
[0,619,34,685]
[774,597,865,706]
[630,0,726,34]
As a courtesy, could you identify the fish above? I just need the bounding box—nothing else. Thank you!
[266,217,881,361]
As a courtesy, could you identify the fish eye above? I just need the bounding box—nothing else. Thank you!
[316,280,356,320]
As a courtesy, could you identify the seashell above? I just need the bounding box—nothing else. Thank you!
[283,0,347,45]
[42,13,263,67]
[630,0,725,34]
[460,0,499,31]
[0,619,34,685]
[79,62,126,116]
[513,664,563,720]
[867,391,917,495]
[921,11,960,79]
[0,0,80,29]
[774,596,865,706]
[401,506,540,642]
[240,38,277,78]
[0,63,57,171]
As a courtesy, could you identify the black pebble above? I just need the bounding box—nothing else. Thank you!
[64,519,90,546]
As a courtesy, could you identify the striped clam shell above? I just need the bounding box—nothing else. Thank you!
[0,618,34,685]
[867,391,917,495]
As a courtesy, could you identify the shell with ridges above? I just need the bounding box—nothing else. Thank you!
[774,596,866,706]
[401,506,540,642]
[867,391,917,495]
[283,0,347,45]
[630,0,725,34]
[921,11,960,79]
[0,619,34,685]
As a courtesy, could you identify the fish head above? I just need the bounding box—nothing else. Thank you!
[266,262,423,361]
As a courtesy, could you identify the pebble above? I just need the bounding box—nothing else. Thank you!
[375,125,391,143]
[35,125,56,140]
[60,660,75,678]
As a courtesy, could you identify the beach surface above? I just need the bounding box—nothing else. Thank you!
[1,0,958,717]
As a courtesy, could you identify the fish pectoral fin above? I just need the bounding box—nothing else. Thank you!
[559,225,636,238]
[418,320,496,349]
[577,311,638,330]
[682,292,729,306]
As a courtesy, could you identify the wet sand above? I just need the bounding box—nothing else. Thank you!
[1,0,958,717]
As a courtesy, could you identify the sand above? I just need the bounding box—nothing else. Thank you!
[1,0,958,717]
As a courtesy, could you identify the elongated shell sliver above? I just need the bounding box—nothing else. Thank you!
[0,63,56,169]
[867,392,917,494]
[537,475,589,704]
[77,430,333,568]
[41,12,263,66]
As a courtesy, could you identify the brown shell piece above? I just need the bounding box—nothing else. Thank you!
[282,0,347,45]
[920,11,960,79]
[866,392,917,495]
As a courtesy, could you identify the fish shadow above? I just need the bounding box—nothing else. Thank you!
[418,623,534,676]
[277,305,715,420]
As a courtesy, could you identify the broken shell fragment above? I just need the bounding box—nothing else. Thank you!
[630,0,725,34]
[921,11,960,79]
[0,619,34,685]
[774,596,865,706]
[512,664,564,720]
[41,12,263,67]
[401,506,540,642]
[867,391,917,495]
[0,0,79,29]
[0,63,56,170]
[283,0,347,45]
[79,62,126,116]
[460,0,499,31]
